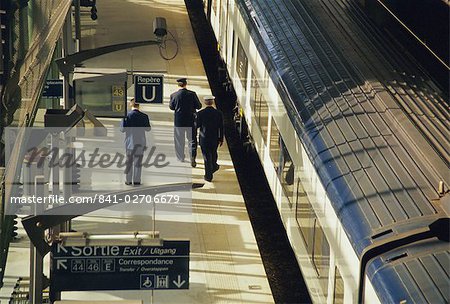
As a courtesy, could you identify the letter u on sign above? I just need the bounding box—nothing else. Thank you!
[143,86,156,102]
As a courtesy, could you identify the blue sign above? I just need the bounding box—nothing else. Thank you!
[42,80,63,98]
[51,240,189,291]
[134,74,164,104]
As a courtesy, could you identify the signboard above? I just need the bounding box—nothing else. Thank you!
[112,85,125,113]
[42,80,63,98]
[74,68,127,118]
[51,240,189,292]
[134,74,164,104]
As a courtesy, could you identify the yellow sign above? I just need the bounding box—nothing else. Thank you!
[112,86,124,97]
[113,100,124,112]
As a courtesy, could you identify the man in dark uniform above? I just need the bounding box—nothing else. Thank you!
[120,99,151,185]
[169,77,202,167]
[196,96,224,182]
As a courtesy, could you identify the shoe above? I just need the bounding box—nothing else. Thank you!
[134,182,141,186]
[177,158,185,162]
[125,182,132,185]
[191,159,197,168]
[213,164,220,173]
[204,176,212,182]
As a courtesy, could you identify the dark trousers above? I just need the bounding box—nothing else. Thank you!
[201,143,218,180]
[174,127,198,161]
[125,150,143,183]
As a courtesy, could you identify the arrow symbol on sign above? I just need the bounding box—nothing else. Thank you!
[56,259,67,270]
[57,243,68,254]
[173,275,186,288]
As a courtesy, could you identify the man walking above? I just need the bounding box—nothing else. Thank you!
[196,96,223,182]
[169,77,202,167]
[120,99,151,185]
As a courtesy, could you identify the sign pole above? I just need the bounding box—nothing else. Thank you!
[153,198,156,239]
[62,10,75,109]
[151,182,156,304]
[51,133,60,197]
[130,48,134,77]
[62,134,73,233]
[62,134,72,200]
[29,176,45,304]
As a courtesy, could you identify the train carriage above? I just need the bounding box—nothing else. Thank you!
[206,0,450,303]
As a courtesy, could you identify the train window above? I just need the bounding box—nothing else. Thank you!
[266,123,295,206]
[334,266,344,304]
[212,0,217,15]
[236,40,248,89]
[219,0,227,58]
[263,69,269,88]
[313,221,330,298]
[259,95,269,143]
[203,0,208,16]
[231,31,235,59]
[270,118,280,172]
[295,189,314,250]
[280,139,294,207]
[250,71,269,143]
[250,72,259,115]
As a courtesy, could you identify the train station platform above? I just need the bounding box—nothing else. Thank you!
[0,0,273,303]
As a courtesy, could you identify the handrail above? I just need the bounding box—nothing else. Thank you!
[21,182,203,256]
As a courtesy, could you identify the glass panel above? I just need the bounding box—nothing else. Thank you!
[250,71,259,116]
[219,0,228,59]
[270,118,280,172]
[212,0,217,15]
[334,266,344,304]
[250,71,268,144]
[313,222,330,298]
[75,81,126,117]
[295,187,314,250]
[231,30,235,58]
[280,139,294,206]
[259,92,269,144]
[236,39,248,89]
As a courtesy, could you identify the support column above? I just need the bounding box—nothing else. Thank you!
[29,175,45,304]
[62,10,75,109]
[74,0,81,51]
[51,133,60,197]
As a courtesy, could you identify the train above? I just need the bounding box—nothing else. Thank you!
[205,0,449,303]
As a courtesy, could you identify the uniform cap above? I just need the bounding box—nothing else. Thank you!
[176,77,187,83]
[203,95,215,101]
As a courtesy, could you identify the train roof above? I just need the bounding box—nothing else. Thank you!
[236,0,450,302]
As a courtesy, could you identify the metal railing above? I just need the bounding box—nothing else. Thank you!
[0,0,72,288]
[8,277,50,304]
